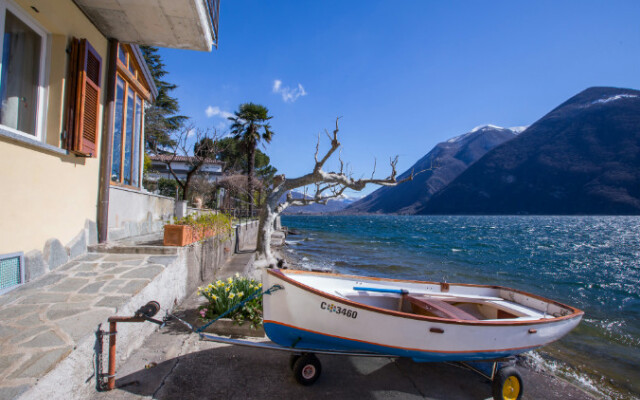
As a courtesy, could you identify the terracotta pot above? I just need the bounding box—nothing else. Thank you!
[163,225,218,246]
[163,225,194,246]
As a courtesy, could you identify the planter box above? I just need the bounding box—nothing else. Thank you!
[163,225,217,246]
[163,224,194,246]
[202,318,265,338]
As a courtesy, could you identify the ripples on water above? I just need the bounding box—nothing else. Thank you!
[282,215,640,399]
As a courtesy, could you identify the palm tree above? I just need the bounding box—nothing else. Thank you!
[228,103,274,216]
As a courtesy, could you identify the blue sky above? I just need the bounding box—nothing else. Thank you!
[158,0,640,196]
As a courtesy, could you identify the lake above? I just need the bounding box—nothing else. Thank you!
[281,215,640,399]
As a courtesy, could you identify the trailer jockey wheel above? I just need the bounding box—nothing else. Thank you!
[293,353,321,386]
[492,366,523,400]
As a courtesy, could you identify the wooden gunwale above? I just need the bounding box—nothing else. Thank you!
[267,269,584,326]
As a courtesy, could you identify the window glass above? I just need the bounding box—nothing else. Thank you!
[123,87,134,185]
[127,54,135,74]
[132,96,142,187]
[0,10,41,136]
[111,77,125,181]
[117,44,126,65]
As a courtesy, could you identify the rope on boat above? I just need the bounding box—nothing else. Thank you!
[167,284,284,335]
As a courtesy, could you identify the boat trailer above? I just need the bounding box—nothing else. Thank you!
[96,300,524,400]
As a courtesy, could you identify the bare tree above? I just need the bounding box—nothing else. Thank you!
[155,125,222,201]
[256,118,430,266]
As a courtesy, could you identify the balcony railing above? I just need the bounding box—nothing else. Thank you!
[205,0,221,48]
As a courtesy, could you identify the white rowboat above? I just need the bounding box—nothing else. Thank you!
[262,269,583,362]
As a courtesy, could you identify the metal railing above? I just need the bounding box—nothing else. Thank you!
[204,0,220,48]
[220,208,259,225]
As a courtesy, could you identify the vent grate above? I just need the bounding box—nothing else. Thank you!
[0,253,24,294]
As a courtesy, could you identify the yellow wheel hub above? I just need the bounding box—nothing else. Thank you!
[502,375,521,400]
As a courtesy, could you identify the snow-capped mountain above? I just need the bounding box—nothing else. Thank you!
[345,125,520,214]
[422,86,640,215]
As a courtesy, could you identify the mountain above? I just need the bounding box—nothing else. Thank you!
[281,191,357,214]
[420,87,640,215]
[345,125,521,214]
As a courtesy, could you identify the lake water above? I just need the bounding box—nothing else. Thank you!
[281,215,640,399]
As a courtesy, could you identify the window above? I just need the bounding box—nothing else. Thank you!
[111,76,124,181]
[0,0,48,141]
[64,37,101,157]
[110,43,149,188]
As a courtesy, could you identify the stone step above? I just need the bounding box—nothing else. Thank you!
[88,243,179,255]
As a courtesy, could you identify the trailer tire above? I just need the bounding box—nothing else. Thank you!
[289,354,300,370]
[293,353,321,386]
[492,366,523,400]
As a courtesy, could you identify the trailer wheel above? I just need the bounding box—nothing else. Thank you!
[492,366,523,400]
[293,353,321,386]
[289,354,300,370]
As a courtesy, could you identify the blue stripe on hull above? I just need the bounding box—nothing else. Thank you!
[264,322,532,362]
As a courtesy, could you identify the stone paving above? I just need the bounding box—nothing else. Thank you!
[0,251,178,399]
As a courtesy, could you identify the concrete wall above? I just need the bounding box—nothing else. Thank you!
[182,220,258,293]
[107,186,175,241]
[236,220,260,249]
[0,1,108,276]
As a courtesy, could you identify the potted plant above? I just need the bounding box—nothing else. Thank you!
[163,212,232,246]
[197,273,264,335]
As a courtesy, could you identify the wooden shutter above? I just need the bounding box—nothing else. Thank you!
[65,38,102,157]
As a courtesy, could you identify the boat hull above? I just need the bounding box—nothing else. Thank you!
[262,269,583,362]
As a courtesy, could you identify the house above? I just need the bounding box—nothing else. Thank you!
[0,0,219,292]
[146,154,224,184]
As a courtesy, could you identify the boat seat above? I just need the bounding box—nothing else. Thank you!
[405,295,478,321]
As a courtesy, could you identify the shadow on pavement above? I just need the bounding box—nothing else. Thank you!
[111,345,494,399]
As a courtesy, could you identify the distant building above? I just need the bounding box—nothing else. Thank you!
[146,154,224,184]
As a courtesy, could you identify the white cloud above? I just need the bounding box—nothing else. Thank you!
[272,79,307,103]
[205,105,233,119]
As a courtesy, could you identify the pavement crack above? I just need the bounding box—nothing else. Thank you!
[151,334,192,398]
[392,358,427,398]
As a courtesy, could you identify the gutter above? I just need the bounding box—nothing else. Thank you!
[97,39,118,243]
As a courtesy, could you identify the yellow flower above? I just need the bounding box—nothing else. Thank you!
[225,287,230,292]
[235,272,240,278]
[227,277,233,284]
[208,284,213,289]
[248,285,254,290]
[237,292,244,297]
[215,280,223,287]
[228,293,235,299]
[211,294,218,301]
[258,283,263,288]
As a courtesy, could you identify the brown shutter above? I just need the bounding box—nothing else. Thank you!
[65,38,102,157]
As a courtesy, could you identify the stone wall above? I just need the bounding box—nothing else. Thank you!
[22,219,98,285]
[108,186,175,240]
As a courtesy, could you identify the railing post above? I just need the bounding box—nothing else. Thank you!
[107,321,117,390]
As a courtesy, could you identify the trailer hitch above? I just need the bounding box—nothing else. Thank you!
[133,301,166,327]
[97,301,166,391]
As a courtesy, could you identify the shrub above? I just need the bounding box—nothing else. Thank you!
[158,177,182,198]
[174,212,233,240]
[198,274,263,328]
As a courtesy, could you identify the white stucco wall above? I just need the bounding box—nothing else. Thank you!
[107,186,175,240]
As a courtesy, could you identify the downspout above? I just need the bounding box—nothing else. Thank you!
[97,39,118,243]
